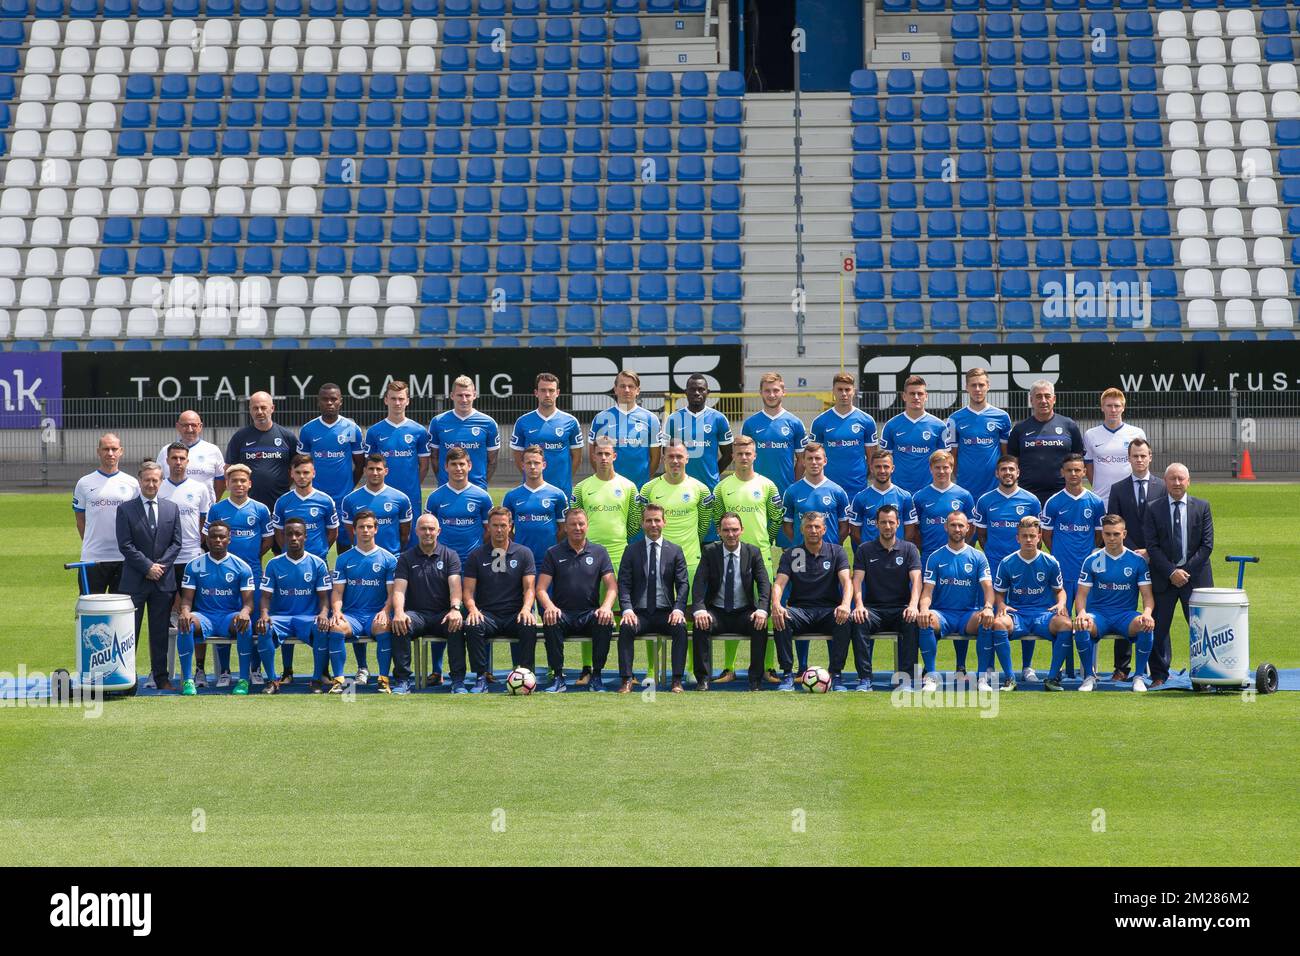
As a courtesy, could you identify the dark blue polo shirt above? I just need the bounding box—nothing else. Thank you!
[395,543,461,615]
[777,540,849,607]
[464,541,535,618]
[855,537,921,607]
[1007,413,1085,502]
[226,423,300,508]
[539,539,614,614]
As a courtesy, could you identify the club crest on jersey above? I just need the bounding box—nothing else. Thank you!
[681,492,691,502]
[509,559,518,569]
[1054,427,1063,434]
[963,563,973,573]
[702,424,712,433]
[922,431,933,441]
[780,426,790,437]
[404,434,413,444]
[372,563,381,573]
[1124,567,1134,577]
[436,561,444,570]
[471,427,481,436]
[1036,572,1045,582]
[337,433,348,444]
[613,489,623,498]
[541,498,552,508]
[1083,508,1093,518]
[585,555,594,565]
[274,438,283,446]
[822,560,831,570]
[987,421,998,431]
[467,502,477,512]
[384,502,393,512]
[1016,506,1027,515]
[225,572,235,583]
[895,555,903,565]
[309,507,319,517]
[303,572,313,582]
[852,423,862,433]
[951,500,961,511]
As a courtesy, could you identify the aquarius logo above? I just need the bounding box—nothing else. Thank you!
[1190,614,1234,664]
[82,622,134,670]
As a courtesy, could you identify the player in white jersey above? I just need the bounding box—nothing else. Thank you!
[1083,387,1147,505]
[158,443,218,684]
[72,432,140,594]
[156,409,226,500]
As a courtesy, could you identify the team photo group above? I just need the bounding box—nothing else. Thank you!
[72,365,1213,698]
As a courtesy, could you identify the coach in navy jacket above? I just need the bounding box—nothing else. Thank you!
[1141,464,1214,685]
[116,462,183,689]
[1106,453,1164,678]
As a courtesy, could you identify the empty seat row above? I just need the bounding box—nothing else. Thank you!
[1174,177,1280,208]
[1158,8,1268,40]
[952,37,1154,67]
[853,169,1173,208]
[882,0,1274,11]
[951,10,1152,40]
[857,92,1161,123]
[856,120,1165,150]
[0,0,709,18]
[0,186,320,217]
[27,15,440,47]
[1160,36,1281,67]
[1186,299,1297,329]
[1185,267,1291,298]
[852,148,1169,180]
[316,154,742,184]
[1166,90,1300,121]
[2,157,321,189]
[857,298,1184,332]
[1163,62,1297,93]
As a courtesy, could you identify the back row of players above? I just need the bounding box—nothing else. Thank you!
[76,368,1154,691]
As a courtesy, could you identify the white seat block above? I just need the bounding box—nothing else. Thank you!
[1218,268,1252,297]
[235,307,269,337]
[1251,207,1283,236]
[308,307,341,336]
[1173,178,1204,207]
[383,307,416,336]
[63,248,96,277]
[1205,148,1237,177]
[133,19,164,46]
[130,277,161,308]
[1165,92,1196,121]
[271,307,305,338]
[275,277,309,307]
[88,308,123,338]
[1252,237,1284,267]
[406,46,437,72]
[1235,90,1266,120]
[52,308,85,337]
[1245,177,1277,206]
[1203,119,1234,147]
[340,19,370,43]
[1199,91,1231,119]
[1271,90,1300,118]
[1243,148,1274,177]
[409,19,438,44]
[348,276,381,306]
[1223,300,1256,329]
[1183,268,1215,298]
[125,308,160,338]
[1207,178,1239,207]
[1240,119,1271,148]
[1179,237,1212,268]
[345,307,379,336]
[386,276,418,306]
[1195,37,1225,66]
[14,308,48,338]
[1210,207,1243,237]
[1231,63,1262,92]
[312,278,345,307]
[1257,267,1287,298]
[1161,37,1191,65]
[1225,10,1255,39]
[94,278,127,308]
[1231,37,1261,66]
[1191,10,1221,39]
[1261,299,1295,329]
[1267,63,1298,92]
[1186,299,1219,329]
[1168,120,1200,148]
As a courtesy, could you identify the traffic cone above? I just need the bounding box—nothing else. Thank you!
[1239,449,1256,481]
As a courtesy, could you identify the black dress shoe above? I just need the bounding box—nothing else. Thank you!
[154,677,173,691]
[695,679,710,692]
[1110,670,1129,682]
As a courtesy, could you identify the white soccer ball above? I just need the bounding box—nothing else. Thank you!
[506,667,537,696]
[801,666,832,694]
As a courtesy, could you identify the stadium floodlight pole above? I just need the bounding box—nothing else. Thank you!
[793,26,806,357]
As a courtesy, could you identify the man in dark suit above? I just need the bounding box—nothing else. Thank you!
[116,461,183,690]
[1141,463,1214,686]
[692,511,772,692]
[1106,438,1164,680]
[617,503,691,693]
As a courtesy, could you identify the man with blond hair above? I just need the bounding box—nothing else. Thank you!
[589,369,661,490]
[365,379,432,546]
[943,367,1011,502]
[430,375,500,490]
[742,371,807,546]
[1083,387,1147,505]
[811,372,877,504]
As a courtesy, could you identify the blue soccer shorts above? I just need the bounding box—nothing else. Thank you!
[1009,609,1059,640]
[266,614,320,646]
[930,608,981,637]
[186,611,243,642]
[342,610,386,639]
[1089,610,1145,639]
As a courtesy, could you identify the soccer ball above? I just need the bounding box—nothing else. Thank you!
[801,667,832,694]
[505,667,537,696]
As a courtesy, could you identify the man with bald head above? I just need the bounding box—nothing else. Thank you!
[225,391,299,512]
[157,410,226,501]
[390,513,464,694]
[1141,463,1214,687]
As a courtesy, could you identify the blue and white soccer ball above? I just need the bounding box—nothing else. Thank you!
[801,667,832,693]
[506,667,537,696]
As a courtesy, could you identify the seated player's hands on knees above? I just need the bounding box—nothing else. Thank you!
[543,606,561,626]
[977,607,994,629]
[851,604,868,624]
[255,613,269,635]
[694,609,714,631]
[465,606,485,627]
[621,608,640,628]
[834,603,851,625]
[770,604,788,630]
[918,609,938,629]
[903,604,918,624]
[178,609,193,633]
[372,609,389,630]
[444,607,463,632]
[517,608,537,627]
[1135,611,1155,632]
[316,611,331,632]
[1072,611,1093,633]
[751,608,768,629]
[234,609,251,633]
[992,613,1012,631]
[390,611,409,635]
[595,606,614,626]
[668,609,686,627]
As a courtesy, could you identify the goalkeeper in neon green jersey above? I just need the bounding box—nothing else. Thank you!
[630,440,713,681]
[569,436,639,684]
[710,434,784,682]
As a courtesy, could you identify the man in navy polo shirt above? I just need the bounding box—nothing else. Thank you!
[769,512,854,692]
[463,507,540,691]
[390,513,463,695]
[536,508,617,694]
[1007,380,1085,505]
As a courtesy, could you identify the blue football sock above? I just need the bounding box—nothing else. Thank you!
[954,638,970,670]
[430,642,446,673]
[1048,631,1072,681]
[329,632,346,678]
[1074,631,1097,678]
[311,635,328,681]
[1134,629,1155,678]
[977,629,996,676]
[353,641,369,672]
[178,629,195,682]
[992,630,1014,680]
[235,629,253,682]
[215,643,233,675]
[1020,639,1035,671]
[485,642,492,676]
[919,627,938,674]
[256,635,279,682]
[281,643,295,674]
[377,633,392,677]
[796,639,810,673]
[1063,640,1076,678]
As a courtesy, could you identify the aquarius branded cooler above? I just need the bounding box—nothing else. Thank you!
[1188,588,1250,687]
[75,593,138,696]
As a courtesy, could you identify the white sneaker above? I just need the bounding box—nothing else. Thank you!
[143,673,156,689]
[194,667,207,689]
[1021,667,1040,683]
[977,676,992,693]
[216,672,231,688]
[921,674,938,692]
[1078,676,1097,693]
[250,670,265,686]
[355,667,370,687]
[1132,676,1148,693]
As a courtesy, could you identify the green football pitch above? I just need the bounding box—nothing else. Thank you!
[1,485,1296,866]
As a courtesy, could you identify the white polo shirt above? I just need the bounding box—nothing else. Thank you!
[156,438,226,498]
[1083,422,1147,505]
[72,469,140,562]
[158,476,215,564]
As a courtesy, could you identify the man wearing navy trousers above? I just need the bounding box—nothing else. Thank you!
[116,461,182,690]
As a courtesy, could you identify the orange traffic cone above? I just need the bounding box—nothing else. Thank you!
[1239,449,1256,481]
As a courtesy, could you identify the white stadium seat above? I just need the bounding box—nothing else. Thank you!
[312,277,345,307]
[305,18,334,44]
[1235,91,1267,120]
[130,277,160,308]
[348,276,381,306]
[1257,268,1287,298]
[1251,207,1283,236]
[19,278,53,307]
[235,308,269,337]
[271,307,305,337]
[126,308,160,338]
[1171,150,1201,177]
[1183,268,1215,298]
[374,18,404,44]
[409,18,438,44]
[1231,37,1261,66]
[1243,148,1274,176]
[1203,120,1234,147]
[1223,300,1257,329]
[237,19,266,45]
[1267,63,1298,92]
[88,308,122,338]
[1218,268,1252,298]
[345,307,379,336]
[1179,237,1212,268]
[1165,92,1196,121]
[1173,178,1204,207]
[302,47,333,71]
[270,19,300,44]
[275,277,308,307]
[1246,177,1278,206]
[1205,149,1237,177]
[14,308,48,338]
[1186,299,1219,329]
[1191,9,1221,38]
[383,307,416,336]
[1168,121,1200,148]
[406,47,437,71]
[1157,10,1186,39]
[1261,299,1295,329]
[386,277,418,305]
[267,47,298,71]
[134,19,164,46]
[1199,91,1231,120]
[340,18,370,43]
[1195,37,1226,66]
[63,248,96,277]
[1207,178,1239,207]
[337,47,369,72]
[51,308,85,338]
[1210,207,1243,237]
[1240,120,1271,148]
[373,46,403,72]
[1271,91,1300,118]
[1252,237,1284,267]
[1231,63,1262,92]
[94,278,127,308]
[178,186,211,215]
[240,277,272,310]
[1161,37,1191,65]
[308,307,341,336]
[1225,10,1254,39]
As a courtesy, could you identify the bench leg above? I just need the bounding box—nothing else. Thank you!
[413,638,425,691]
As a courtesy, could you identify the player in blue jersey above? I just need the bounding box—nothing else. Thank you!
[661,373,733,491]
[589,369,661,490]
[917,512,997,692]
[1070,515,1156,693]
[943,367,1012,502]
[877,375,948,494]
[742,371,808,546]
[991,517,1071,693]
[269,455,337,683]
[327,510,398,694]
[424,448,493,564]
[502,445,569,566]
[175,521,255,697]
[781,442,851,547]
[364,380,431,546]
[205,465,272,585]
[510,372,585,499]
[429,375,500,490]
[974,454,1053,681]
[910,450,975,561]
[1040,454,1104,614]
[256,518,332,692]
[296,383,365,550]
[340,453,413,555]
[848,451,918,548]
[811,372,878,504]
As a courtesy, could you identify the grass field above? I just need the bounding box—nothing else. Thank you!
[1,485,1297,866]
